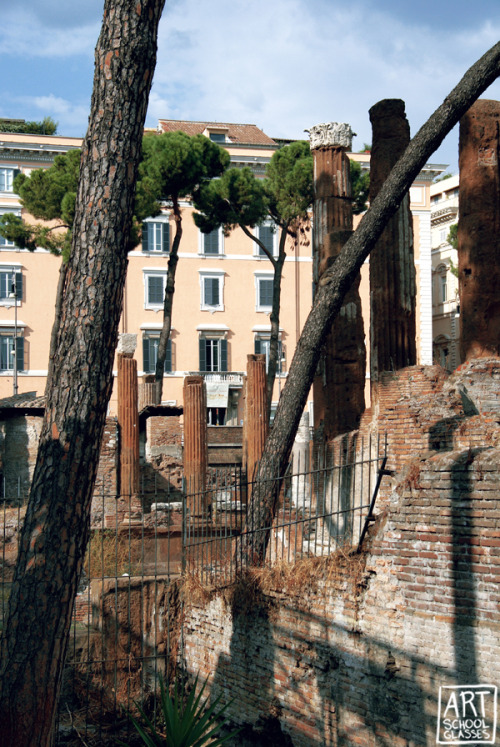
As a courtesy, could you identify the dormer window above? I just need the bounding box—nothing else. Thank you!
[203,126,229,144]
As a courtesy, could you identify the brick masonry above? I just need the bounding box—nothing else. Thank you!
[179,360,500,746]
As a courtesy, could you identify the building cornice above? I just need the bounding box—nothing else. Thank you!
[431,206,458,226]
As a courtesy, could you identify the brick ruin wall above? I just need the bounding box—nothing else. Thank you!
[177,360,500,746]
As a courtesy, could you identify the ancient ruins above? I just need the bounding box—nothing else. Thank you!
[310,121,366,440]
[369,99,416,404]
[1,99,500,746]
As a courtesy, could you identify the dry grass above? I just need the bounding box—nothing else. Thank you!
[83,529,139,580]
[180,547,369,620]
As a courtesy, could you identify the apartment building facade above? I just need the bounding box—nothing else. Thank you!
[430,173,460,372]
[0,120,443,422]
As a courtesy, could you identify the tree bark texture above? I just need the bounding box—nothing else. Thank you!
[236,42,500,567]
[266,231,286,417]
[0,1,165,744]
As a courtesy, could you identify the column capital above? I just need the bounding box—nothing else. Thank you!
[117,333,137,356]
[306,122,355,150]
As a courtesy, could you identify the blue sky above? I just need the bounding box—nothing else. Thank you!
[1,0,499,173]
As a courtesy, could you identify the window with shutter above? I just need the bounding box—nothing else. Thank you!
[0,209,21,247]
[0,168,16,192]
[199,338,227,372]
[0,269,22,303]
[204,277,219,306]
[203,229,220,255]
[144,272,166,308]
[254,336,284,373]
[0,333,24,371]
[257,224,275,257]
[142,221,170,252]
[143,335,172,373]
[200,272,224,310]
[257,278,273,310]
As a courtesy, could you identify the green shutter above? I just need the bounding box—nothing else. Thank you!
[204,278,220,306]
[163,223,170,253]
[165,339,172,372]
[211,278,220,306]
[254,338,261,355]
[148,276,164,305]
[204,229,219,255]
[16,336,24,372]
[220,339,227,372]
[199,338,206,372]
[15,272,22,301]
[260,279,273,307]
[143,337,151,372]
[142,223,149,252]
[258,225,274,256]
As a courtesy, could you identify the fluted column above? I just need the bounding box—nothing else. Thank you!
[458,99,500,361]
[308,122,366,441]
[369,99,416,406]
[183,375,208,515]
[139,374,156,410]
[245,354,269,485]
[117,334,141,517]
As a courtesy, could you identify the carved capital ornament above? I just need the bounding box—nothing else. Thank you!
[306,122,355,150]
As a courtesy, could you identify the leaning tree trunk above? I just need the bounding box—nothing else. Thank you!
[266,230,287,418]
[154,194,182,404]
[0,1,165,745]
[237,41,500,567]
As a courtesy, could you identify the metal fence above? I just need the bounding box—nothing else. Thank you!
[0,433,386,743]
[183,433,387,584]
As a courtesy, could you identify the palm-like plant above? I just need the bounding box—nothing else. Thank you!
[125,674,241,747]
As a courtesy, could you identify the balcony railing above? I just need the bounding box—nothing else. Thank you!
[189,371,245,386]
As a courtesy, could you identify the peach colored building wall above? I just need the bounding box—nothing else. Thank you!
[0,123,442,423]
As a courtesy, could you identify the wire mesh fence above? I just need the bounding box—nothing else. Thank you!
[0,433,386,743]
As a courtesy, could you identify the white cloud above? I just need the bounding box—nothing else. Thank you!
[150,0,500,169]
[0,6,99,58]
[8,94,90,137]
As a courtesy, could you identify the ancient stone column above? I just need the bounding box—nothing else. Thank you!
[291,411,310,511]
[183,375,208,516]
[308,122,366,441]
[458,99,500,361]
[244,354,269,484]
[369,99,416,406]
[117,334,141,518]
[139,374,156,410]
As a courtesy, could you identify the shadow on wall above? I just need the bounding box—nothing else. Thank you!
[212,576,293,747]
[209,580,430,747]
[451,448,478,684]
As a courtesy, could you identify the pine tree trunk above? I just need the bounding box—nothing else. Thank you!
[237,41,500,567]
[154,195,182,404]
[0,1,165,744]
[266,231,286,417]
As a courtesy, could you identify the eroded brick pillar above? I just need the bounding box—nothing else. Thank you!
[183,375,208,515]
[369,99,416,406]
[309,122,366,441]
[117,334,141,517]
[244,354,269,484]
[458,99,500,361]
